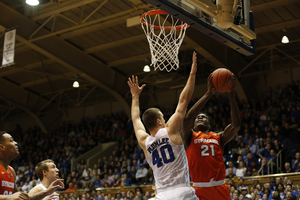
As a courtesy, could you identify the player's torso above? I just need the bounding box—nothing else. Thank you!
[146,128,190,191]
[186,131,226,182]
[0,165,14,195]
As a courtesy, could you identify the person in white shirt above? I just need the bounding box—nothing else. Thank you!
[236,161,247,177]
[135,164,148,184]
[248,140,257,155]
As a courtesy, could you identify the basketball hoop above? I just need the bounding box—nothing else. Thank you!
[140,9,189,72]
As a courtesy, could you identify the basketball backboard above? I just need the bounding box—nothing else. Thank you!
[143,0,256,56]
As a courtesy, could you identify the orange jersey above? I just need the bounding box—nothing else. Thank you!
[0,165,14,195]
[186,131,226,183]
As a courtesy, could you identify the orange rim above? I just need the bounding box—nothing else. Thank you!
[141,9,190,30]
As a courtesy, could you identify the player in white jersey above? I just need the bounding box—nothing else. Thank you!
[128,52,199,200]
[29,159,63,200]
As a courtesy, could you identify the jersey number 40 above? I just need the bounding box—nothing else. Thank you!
[152,144,175,168]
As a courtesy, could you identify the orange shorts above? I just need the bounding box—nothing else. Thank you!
[193,183,231,200]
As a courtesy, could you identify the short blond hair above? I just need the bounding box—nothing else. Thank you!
[35,159,54,181]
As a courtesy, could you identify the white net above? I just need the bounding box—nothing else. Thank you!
[141,10,189,72]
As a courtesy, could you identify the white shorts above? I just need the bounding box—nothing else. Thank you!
[156,186,199,200]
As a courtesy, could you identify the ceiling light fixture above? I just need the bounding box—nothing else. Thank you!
[281,36,289,44]
[143,65,150,72]
[73,80,79,88]
[26,0,40,6]
[281,29,289,44]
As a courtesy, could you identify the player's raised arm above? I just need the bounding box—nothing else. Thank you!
[166,52,197,134]
[128,75,149,150]
[181,73,215,148]
[220,76,241,148]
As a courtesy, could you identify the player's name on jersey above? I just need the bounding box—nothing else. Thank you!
[194,138,219,145]
[147,138,170,153]
[1,181,14,188]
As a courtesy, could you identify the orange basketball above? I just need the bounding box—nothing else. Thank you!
[211,68,234,92]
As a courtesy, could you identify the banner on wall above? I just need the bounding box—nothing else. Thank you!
[2,28,16,67]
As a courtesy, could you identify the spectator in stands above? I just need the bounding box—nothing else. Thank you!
[255,193,262,200]
[129,166,137,185]
[256,140,265,156]
[232,190,239,200]
[273,139,282,153]
[107,169,115,186]
[243,147,251,161]
[229,185,236,197]
[283,162,293,173]
[245,152,257,168]
[113,174,121,187]
[135,164,148,185]
[292,152,300,172]
[131,159,139,171]
[258,143,272,159]
[286,184,298,198]
[264,182,273,199]
[249,160,260,174]
[137,152,146,166]
[259,158,268,175]
[248,139,257,155]
[275,177,282,186]
[240,186,248,197]
[237,178,248,193]
[65,182,76,192]
[94,175,103,188]
[271,190,280,200]
[286,191,297,200]
[243,130,252,145]
[236,161,247,177]
[276,183,285,199]
[238,141,246,156]
[226,161,237,176]
[226,168,235,179]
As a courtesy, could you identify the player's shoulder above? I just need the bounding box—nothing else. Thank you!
[8,165,16,175]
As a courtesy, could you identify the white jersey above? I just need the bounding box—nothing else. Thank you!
[36,184,59,200]
[145,128,191,193]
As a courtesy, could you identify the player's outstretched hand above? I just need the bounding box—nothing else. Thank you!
[10,192,29,200]
[45,179,64,196]
[228,74,236,93]
[191,51,197,74]
[207,73,215,94]
[128,75,146,97]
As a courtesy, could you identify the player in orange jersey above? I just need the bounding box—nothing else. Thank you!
[0,131,64,200]
[182,74,241,200]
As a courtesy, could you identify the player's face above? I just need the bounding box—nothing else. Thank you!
[194,113,210,130]
[46,162,59,181]
[2,133,19,158]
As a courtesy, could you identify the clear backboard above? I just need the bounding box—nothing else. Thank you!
[143,0,256,56]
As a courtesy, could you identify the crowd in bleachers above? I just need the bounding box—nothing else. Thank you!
[6,80,300,200]
[227,176,300,200]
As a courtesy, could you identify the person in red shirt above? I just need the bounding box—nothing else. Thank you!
[182,74,241,200]
[0,131,64,200]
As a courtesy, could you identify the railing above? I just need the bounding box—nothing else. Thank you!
[257,150,282,175]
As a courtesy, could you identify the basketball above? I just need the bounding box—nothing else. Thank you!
[211,68,234,92]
